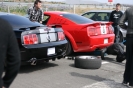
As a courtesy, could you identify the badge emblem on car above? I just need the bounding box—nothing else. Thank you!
[44,27,51,31]
[46,34,51,41]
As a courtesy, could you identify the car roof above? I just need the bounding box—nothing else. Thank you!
[84,10,125,14]
[88,10,113,12]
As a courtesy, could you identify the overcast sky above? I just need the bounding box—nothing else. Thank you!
[45,0,133,5]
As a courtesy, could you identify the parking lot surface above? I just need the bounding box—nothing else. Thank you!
[10,55,127,88]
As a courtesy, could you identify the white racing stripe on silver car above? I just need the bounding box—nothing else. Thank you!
[40,34,49,43]
[39,28,57,43]
[39,29,47,33]
[39,33,57,43]
[49,28,55,32]
[39,28,55,33]
[49,33,57,42]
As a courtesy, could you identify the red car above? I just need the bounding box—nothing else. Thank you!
[43,11,115,55]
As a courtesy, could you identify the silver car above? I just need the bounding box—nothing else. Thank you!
[81,10,127,42]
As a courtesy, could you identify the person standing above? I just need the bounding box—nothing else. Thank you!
[0,18,21,88]
[27,0,43,23]
[119,7,133,87]
[109,3,123,43]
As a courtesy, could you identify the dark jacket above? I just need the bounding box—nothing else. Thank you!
[109,10,123,26]
[0,18,20,88]
[119,7,133,34]
[27,6,43,22]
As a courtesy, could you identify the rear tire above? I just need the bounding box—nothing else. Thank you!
[66,38,73,56]
[119,32,123,42]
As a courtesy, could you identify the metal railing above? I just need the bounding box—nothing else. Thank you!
[0,2,131,16]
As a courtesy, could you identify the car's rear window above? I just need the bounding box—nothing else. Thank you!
[61,13,94,24]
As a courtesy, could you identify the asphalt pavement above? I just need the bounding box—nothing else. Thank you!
[9,54,128,88]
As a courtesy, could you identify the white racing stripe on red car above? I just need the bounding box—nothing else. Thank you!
[100,25,107,34]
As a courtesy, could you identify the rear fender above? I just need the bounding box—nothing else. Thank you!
[64,31,78,51]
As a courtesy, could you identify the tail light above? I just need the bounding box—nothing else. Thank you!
[87,28,99,36]
[107,26,114,34]
[58,32,65,41]
[23,34,38,45]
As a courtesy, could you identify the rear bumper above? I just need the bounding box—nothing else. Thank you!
[89,34,115,51]
[87,42,113,52]
[75,34,115,52]
[20,40,67,65]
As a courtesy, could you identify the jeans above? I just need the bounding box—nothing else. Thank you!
[113,25,120,43]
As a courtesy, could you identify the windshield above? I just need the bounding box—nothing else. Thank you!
[82,12,96,19]
[0,15,43,28]
[61,13,94,24]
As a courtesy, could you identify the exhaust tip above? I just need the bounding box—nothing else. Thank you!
[28,58,37,65]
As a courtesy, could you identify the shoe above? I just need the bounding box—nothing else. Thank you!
[122,81,128,86]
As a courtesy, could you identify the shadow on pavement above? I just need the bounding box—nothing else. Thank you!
[19,62,58,73]
[69,64,99,70]
[67,52,126,67]
[70,72,127,88]
[70,72,106,81]
[69,63,75,68]
[104,57,126,66]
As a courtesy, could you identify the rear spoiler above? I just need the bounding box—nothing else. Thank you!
[81,22,113,29]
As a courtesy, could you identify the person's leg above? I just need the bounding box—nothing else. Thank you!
[123,35,133,83]
[113,26,117,43]
[129,36,133,86]
[113,25,119,43]
[115,25,120,43]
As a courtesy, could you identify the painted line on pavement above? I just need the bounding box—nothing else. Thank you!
[102,61,109,64]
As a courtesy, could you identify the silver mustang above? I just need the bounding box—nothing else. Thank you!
[81,10,127,42]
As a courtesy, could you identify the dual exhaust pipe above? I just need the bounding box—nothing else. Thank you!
[27,55,65,65]
[27,58,37,65]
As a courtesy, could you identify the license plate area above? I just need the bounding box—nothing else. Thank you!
[47,47,55,55]
[104,39,108,44]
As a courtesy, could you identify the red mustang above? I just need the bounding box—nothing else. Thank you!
[43,11,115,55]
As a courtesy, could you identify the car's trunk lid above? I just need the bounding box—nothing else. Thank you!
[21,27,60,45]
[80,22,113,35]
